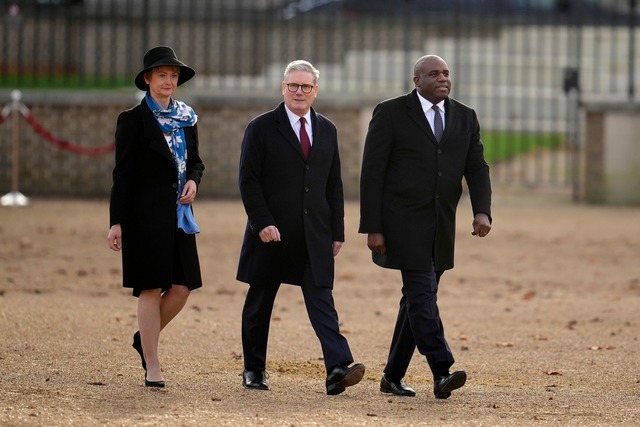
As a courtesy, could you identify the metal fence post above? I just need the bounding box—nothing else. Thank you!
[1,90,29,207]
[629,0,637,100]
[566,1,583,202]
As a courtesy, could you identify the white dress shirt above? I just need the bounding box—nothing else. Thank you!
[416,91,445,136]
[284,105,313,146]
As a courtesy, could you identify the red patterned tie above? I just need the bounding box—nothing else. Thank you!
[299,117,311,159]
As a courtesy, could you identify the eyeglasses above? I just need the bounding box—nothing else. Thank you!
[285,83,314,94]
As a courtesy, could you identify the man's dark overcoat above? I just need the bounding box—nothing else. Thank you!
[109,98,204,290]
[359,90,491,271]
[237,102,344,288]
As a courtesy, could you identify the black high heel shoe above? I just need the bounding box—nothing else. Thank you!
[132,331,146,371]
[144,373,165,388]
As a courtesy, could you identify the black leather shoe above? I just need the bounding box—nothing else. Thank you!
[380,374,416,397]
[433,371,466,399]
[132,331,146,371]
[242,370,269,390]
[144,373,165,388]
[326,363,365,395]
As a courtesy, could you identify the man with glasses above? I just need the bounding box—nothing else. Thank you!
[237,60,365,395]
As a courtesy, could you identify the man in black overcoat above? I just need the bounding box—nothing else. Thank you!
[359,55,492,399]
[237,60,364,395]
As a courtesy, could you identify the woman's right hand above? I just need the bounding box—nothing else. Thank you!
[108,224,122,251]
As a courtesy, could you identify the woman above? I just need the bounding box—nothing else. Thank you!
[107,46,204,388]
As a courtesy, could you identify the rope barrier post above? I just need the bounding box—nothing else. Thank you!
[1,90,29,207]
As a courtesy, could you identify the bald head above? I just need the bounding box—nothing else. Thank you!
[413,55,451,104]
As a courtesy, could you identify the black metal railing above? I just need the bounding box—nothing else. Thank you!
[0,0,638,189]
[2,1,636,94]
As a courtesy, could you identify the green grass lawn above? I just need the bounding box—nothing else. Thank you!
[482,131,565,164]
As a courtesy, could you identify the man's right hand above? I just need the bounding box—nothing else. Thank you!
[108,224,122,251]
[367,233,386,255]
[259,225,281,243]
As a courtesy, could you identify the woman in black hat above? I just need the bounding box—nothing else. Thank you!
[107,46,204,388]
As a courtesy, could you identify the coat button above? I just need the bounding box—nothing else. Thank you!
[438,171,442,176]
[437,149,442,154]
[172,183,178,188]
[304,186,310,192]
[303,209,308,214]
[305,165,310,170]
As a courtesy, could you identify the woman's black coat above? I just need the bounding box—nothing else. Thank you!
[109,98,204,289]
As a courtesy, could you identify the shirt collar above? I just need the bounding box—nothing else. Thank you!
[416,91,445,113]
[284,105,311,128]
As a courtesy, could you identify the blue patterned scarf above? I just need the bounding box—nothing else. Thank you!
[146,92,200,234]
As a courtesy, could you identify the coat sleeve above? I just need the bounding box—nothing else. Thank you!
[463,109,492,221]
[109,108,139,227]
[359,102,394,234]
[325,123,345,242]
[238,119,276,235]
[186,124,205,186]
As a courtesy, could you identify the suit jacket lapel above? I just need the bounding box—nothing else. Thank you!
[308,108,321,159]
[439,98,454,146]
[406,90,455,146]
[406,90,438,145]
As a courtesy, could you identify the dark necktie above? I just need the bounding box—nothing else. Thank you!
[432,105,443,143]
[299,117,311,159]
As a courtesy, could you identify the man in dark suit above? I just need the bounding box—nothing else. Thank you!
[237,60,365,395]
[359,55,492,399]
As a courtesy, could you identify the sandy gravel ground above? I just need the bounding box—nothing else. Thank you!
[1,187,639,426]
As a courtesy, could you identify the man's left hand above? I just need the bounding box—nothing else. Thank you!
[332,241,343,256]
[472,213,491,237]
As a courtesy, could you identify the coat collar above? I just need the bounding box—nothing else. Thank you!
[141,98,179,162]
[405,89,454,145]
[274,102,320,160]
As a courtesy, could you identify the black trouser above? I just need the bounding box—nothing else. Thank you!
[383,269,454,380]
[241,263,353,374]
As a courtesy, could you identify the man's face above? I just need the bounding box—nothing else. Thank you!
[282,70,318,116]
[413,57,451,104]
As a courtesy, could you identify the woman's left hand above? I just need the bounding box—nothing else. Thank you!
[179,180,198,205]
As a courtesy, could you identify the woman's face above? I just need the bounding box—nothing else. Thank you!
[144,66,180,102]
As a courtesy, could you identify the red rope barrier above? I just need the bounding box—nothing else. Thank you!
[0,106,9,125]
[22,110,115,156]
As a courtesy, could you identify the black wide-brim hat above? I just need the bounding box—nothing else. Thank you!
[135,46,195,91]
